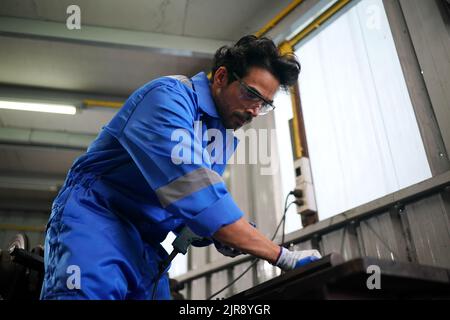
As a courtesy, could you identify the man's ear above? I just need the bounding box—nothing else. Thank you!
[214,66,228,87]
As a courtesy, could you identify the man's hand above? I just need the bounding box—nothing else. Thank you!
[275,247,322,271]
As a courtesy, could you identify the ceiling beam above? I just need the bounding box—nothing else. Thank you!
[0,17,231,58]
[0,84,126,107]
[0,127,95,150]
[0,173,64,192]
[0,199,52,213]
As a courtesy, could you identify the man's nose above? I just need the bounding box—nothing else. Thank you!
[246,106,259,117]
[246,101,262,117]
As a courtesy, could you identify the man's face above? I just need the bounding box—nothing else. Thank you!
[211,66,280,130]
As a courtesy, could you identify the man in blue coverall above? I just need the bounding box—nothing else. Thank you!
[40,35,322,300]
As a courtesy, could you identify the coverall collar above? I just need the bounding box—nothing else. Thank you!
[191,72,220,119]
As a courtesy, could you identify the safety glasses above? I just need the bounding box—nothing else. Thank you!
[232,72,275,115]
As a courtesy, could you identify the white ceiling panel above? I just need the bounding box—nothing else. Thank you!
[0,107,115,134]
[0,0,293,40]
[0,0,188,35]
[184,0,292,40]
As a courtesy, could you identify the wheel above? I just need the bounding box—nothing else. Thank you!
[8,233,29,253]
[0,234,30,299]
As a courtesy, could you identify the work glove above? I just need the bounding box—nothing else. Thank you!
[275,247,322,271]
[214,221,256,258]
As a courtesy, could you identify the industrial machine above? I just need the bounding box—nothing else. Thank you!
[0,232,188,300]
[0,233,44,300]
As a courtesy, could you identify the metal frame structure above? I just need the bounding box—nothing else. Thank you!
[178,0,450,299]
[177,171,450,299]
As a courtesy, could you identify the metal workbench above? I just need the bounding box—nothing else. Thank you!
[228,254,450,300]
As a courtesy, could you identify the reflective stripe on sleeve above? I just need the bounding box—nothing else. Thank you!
[155,167,224,208]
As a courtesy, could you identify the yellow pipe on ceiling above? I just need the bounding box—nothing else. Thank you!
[0,223,45,233]
[207,0,304,79]
[83,99,123,109]
[255,0,304,38]
[278,0,353,159]
[287,0,353,48]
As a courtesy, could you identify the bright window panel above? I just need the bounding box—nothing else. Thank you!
[295,0,431,220]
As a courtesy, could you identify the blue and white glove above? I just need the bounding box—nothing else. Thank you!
[275,247,322,271]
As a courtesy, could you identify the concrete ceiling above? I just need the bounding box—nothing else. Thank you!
[0,0,291,39]
[0,0,300,210]
[0,35,213,95]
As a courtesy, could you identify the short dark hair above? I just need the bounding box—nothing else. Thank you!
[211,35,301,90]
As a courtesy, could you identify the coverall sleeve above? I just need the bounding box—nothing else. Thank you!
[116,83,244,238]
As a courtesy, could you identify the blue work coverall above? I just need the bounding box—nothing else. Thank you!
[40,72,244,300]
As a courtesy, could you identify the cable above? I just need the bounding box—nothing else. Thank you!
[273,202,296,242]
[151,273,162,300]
[152,227,203,299]
[207,258,258,300]
[153,258,173,300]
[152,255,172,300]
[281,191,291,247]
[281,189,302,246]
[206,193,297,300]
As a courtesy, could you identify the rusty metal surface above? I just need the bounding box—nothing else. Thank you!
[228,255,450,300]
[405,192,450,268]
[358,211,409,262]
